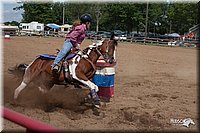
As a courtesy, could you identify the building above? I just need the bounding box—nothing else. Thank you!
[58,24,72,37]
[0,24,19,35]
[189,24,199,40]
[44,23,72,37]
[19,21,44,35]
[60,24,72,32]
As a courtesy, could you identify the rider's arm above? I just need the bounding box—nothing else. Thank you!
[69,25,86,47]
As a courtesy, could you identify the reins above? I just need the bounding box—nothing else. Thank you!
[74,41,111,77]
[80,44,106,76]
[81,47,98,75]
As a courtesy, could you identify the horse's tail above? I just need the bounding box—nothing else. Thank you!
[8,64,28,79]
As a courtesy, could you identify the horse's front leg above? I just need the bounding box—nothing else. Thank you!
[72,71,100,108]
[77,80,100,108]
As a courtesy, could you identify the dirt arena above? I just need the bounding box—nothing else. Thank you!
[2,36,199,132]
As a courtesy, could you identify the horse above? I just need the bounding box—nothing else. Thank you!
[8,35,117,108]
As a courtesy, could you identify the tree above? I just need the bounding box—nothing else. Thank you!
[21,2,55,24]
[4,21,20,26]
[168,3,198,34]
[13,1,56,24]
[13,2,198,34]
[100,3,145,32]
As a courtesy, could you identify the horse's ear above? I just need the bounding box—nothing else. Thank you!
[110,32,118,46]
[110,32,115,40]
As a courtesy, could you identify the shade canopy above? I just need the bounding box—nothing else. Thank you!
[167,33,180,37]
[46,23,60,29]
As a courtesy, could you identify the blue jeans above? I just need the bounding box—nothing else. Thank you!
[52,39,73,66]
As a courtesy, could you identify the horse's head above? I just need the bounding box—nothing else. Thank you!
[96,34,118,64]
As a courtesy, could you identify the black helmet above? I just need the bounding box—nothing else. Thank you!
[80,13,92,23]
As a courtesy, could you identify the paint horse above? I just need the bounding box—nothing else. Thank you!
[9,36,117,108]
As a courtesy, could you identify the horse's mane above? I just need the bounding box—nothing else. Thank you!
[83,47,90,54]
[82,42,100,54]
[82,38,117,55]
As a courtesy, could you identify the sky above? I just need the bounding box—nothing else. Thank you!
[1,1,24,23]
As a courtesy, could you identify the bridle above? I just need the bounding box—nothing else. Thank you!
[80,40,114,76]
[95,41,113,62]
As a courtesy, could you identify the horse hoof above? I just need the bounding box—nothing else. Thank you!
[94,104,100,109]
[93,100,101,109]
[14,95,18,100]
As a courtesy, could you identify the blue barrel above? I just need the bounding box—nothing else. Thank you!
[92,58,116,99]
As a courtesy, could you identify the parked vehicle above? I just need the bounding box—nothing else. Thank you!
[102,31,112,38]
[114,32,127,41]
[96,31,111,40]
[86,31,96,39]
[113,30,123,35]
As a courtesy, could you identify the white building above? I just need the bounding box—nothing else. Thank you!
[58,24,72,37]
[19,21,44,32]
[0,24,19,35]
[189,24,199,40]
[60,24,72,32]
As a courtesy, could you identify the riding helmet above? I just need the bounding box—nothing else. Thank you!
[80,13,92,23]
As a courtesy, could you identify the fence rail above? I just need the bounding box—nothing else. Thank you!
[2,107,63,133]
[89,36,198,47]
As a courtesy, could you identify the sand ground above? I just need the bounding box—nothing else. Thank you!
[2,36,199,132]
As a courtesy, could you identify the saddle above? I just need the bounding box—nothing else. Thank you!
[38,48,79,60]
[38,48,81,84]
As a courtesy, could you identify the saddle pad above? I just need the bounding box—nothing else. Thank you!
[38,53,76,60]
[38,54,56,59]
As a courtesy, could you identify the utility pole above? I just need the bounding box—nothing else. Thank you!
[96,4,101,33]
[145,2,149,38]
[62,2,65,25]
[169,20,172,33]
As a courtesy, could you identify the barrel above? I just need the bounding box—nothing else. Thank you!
[92,57,116,101]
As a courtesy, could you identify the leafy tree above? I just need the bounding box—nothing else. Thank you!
[3,21,20,26]
[148,3,164,33]
[168,3,198,34]
[100,3,145,32]
[21,2,55,24]
[13,2,198,35]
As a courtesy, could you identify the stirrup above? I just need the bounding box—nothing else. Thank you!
[51,65,60,77]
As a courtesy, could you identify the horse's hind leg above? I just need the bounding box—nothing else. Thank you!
[14,62,41,99]
[37,72,54,93]
[14,81,27,99]
[37,81,54,94]
[38,86,47,93]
